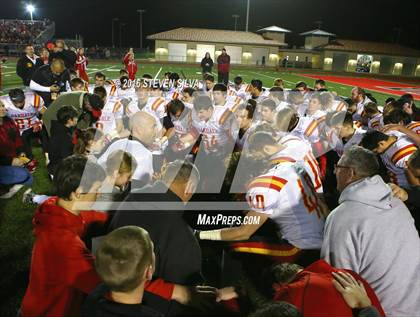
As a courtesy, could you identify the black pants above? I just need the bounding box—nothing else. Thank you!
[21,127,49,159]
[217,72,229,86]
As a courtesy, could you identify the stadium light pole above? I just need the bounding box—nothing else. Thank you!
[137,9,146,51]
[245,0,250,32]
[26,4,35,22]
[111,18,118,48]
[119,22,127,48]
[232,14,240,31]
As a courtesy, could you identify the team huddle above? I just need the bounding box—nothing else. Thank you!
[1,46,420,317]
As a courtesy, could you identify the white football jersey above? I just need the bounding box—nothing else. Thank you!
[95,99,123,135]
[381,131,418,188]
[2,92,43,133]
[277,135,323,193]
[98,138,153,182]
[246,161,325,249]
[368,113,383,131]
[143,96,168,120]
[331,99,348,112]
[407,121,420,135]
[291,115,326,144]
[354,96,372,122]
[192,106,237,153]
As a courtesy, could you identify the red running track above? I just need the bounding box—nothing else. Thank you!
[301,74,420,100]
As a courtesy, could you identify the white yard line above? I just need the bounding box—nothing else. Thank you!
[248,71,296,85]
[87,65,116,75]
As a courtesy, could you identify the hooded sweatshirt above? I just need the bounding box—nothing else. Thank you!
[21,197,109,317]
[321,175,420,317]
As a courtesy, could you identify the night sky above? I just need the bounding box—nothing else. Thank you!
[1,0,419,49]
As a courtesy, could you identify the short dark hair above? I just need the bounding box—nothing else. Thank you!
[54,155,105,200]
[315,79,326,86]
[260,98,276,111]
[162,160,200,184]
[383,109,412,125]
[213,83,228,93]
[234,76,243,86]
[238,101,257,120]
[251,79,263,92]
[120,76,130,88]
[385,97,395,104]
[269,86,283,92]
[363,102,379,116]
[95,226,153,292]
[182,87,195,97]
[248,131,277,153]
[193,95,213,111]
[57,105,78,125]
[70,77,84,88]
[168,72,180,82]
[86,93,104,110]
[250,302,302,317]
[119,69,128,75]
[142,73,153,80]
[295,81,307,89]
[95,72,106,80]
[328,111,353,127]
[8,88,25,103]
[93,86,107,100]
[360,130,390,151]
[204,74,215,82]
[167,99,185,116]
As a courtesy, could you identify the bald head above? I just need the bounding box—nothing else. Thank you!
[129,111,157,145]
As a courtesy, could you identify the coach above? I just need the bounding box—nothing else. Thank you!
[217,48,230,86]
[16,45,43,86]
[30,59,71,106]
[110,160,202,285]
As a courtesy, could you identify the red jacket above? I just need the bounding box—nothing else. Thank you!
[123,53,138,80]
[273,260,386,317]
[21,197,174,317]
[0,116,24,165]
[217,54,230,74]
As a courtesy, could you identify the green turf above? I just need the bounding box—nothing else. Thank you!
[1,60,397,105]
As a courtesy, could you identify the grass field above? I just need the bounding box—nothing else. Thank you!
[0,60,416,316]
[1,60,411,105]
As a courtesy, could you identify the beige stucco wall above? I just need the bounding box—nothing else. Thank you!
[153,40,279,66]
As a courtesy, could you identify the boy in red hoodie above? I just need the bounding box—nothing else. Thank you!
[21,155,109,317]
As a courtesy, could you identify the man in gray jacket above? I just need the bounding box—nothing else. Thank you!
[321,146,420,317]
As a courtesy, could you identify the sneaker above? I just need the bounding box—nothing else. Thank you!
[22,188,36,204]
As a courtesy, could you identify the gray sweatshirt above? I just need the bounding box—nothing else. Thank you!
[321,175,420,317]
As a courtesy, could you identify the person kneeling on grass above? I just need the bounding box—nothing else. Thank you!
[0,100,33,198]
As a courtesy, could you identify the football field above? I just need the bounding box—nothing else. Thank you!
[0,60,420,316]
[2,60,420,104]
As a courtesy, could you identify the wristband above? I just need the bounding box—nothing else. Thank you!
[199,229,222,241]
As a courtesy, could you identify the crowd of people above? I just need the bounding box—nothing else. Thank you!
[0,19,50,44]
[0,41,419,317]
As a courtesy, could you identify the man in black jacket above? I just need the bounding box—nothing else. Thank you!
[110,160,202,285]
[16,45,43,86]
[30,58,71,106]
[49,39,77,70]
